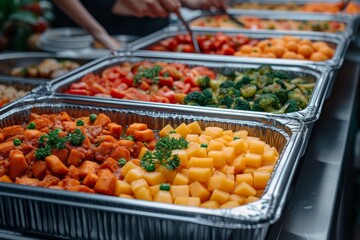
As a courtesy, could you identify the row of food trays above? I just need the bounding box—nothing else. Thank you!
[0,2,358,239]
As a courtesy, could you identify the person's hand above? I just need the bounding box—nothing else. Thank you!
[181,0,228,10]
[112,0,181,18]
[92,32,121,50]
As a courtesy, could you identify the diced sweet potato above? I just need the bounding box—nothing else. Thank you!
[15,177,40,186]
[45,155,69,175]
[0,141,15,156]
[8,150,28,179]
[32,160,47,179]
[126,123,147,136]
[79,160,99,178]
[32,118,53,130]
[0,175,12,183]
[41,175,60,187]
[107,123,122,139]
[67,185,95,193]
[99,157,119,173]
[67,165,80,180]
[67,148,85,167]
[93,113,111,127]
[133,129,154,142]
[2,125,23,138]
[23,129,42,141]
[83,173,99,188]
[51,148,69,163]
[94,169,117,195]
[109,146,130,161]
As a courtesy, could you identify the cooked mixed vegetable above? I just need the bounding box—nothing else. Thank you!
[66,62,315,114]
[11,58,80,79]
[191,15,346,33]
[0,112,280,209]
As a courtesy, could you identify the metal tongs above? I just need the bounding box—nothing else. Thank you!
[219,8,245,28]
[175,10,202,53]
[340,0,351,11]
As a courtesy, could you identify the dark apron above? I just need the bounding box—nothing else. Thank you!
[53,0,169,36]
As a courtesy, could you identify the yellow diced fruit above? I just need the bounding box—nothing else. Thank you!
[247,136,260,142]
[125,168,146,183]
[210,189,230,205]
[214,137,228,145]
[205,127,223,138]
[233,130,248,139]
[119,194,134,199]
[243,167,256,174]
[227,139,248,155]
[154,190,173,204]
[149,184,160,197]
[138,147,149,159]
[186,142,203,159]
[189,181,211,202]
[181,168,190,178]
[219,165,234,176]
[131,178,149,193]
[207,140,225,152]
[198,136,210,145]
[172,149,188,167]
[114,180,133,196]
[249,140,266,154]
[222,130,233,137]
[134,186,153,201]
[121,161,138,177]
[256,190,264,198]
[186,134,200,143]
[175,123,191,138]
[231,155,246,174]
[201,200,220,209]
[143,172,166,186]
[222,146,236,164]
[244,152,263,168]
[220,201,240,209]
[189,167,212,183]
[221,135,233,142]
[234,182,257,197]
[174,197,201,207]
[159,124,174,138]
[212,170,226,177]
[207,176,235,193]
[169,133,182,139]
[156,165,177,183]
[187,121,202,135]
[229,194,246,205]
[262,147,276,165]
[227,175,235,181]
[253,172,271,190]
[170,185,190,199]
[172,173,189,185]
[188,157,213,168]
[200,134,213,141]
[246,196,259,204]
[208,150,225,168]
[255,166,274,173]
[236,173,253,187]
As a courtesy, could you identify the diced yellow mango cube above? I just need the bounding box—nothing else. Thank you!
[210,189,230,204]
[205,127,223,138]
[187,121,202,135]
[249,140,266,154]
[154,190,173,204]
[200,200,220,209]
[172,173,189,185]
[138,147,149,159]
[236,173,253,187]
[212,170,226,177]
[134,186,153,201]
[229,194,246,205]
[175,123,191,138]
[198,135,210,145]
[188,167,212,183]
[243,167,256,174]
[256,190,264,198]
[149,184,160,197]
[172,149,188,167]
[227,139,248,155]
[231,155,246,174]
[253,171,271,190]
[208,150,225,168]
[159,124,174,138]
[121,161,138,177]
[247,136,260,142]
[200,134,213,141]
[244,152,263,168]
[125,168,146,183]
[181,168,190,178]
[207,140,225,152]
[188,157,213,168]
[170,185,189,199]
[189,181,210,202]
[220,201,239,209]
[262,147,276,165]
[221,134,233,142]
[246,196,259,204]
[174,197,201,207]
[114,180,133,196]
[214,137,228,145]
[222,130,233,137]
[156,165,177,183]
[219,165,234,176]
[143,172,166,186]
[222,146,236,164]
[234,182,257,197]
[186,134,200,143]
[119,194,134,199]
[207,175,235,193]
[131,178,149,193]
[255,165,274,173]
[233,130,248,139]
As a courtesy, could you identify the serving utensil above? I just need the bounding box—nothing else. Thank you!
[175,10,202,53]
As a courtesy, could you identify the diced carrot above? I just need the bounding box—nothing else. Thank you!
[2,125,24,138]
[15,177,40,186]
[67,165,80,180]
[0,175,12,183]
[79,160,100,179]
[133,129,155,142]
[51,148,69,163]
[25,149,36,164]
[94,169,117,195]
[67,148,85,167]
[41,175,60,187]
[0,132,4,143]
[126,123,148,136]
[109,146,130,161]
[59,112,72,121]
[32,160,47,179]
[45,155,69,175]
[62,121,77,132]
[93,113,111,127]
[23,129,42,141]
[94,141,116,161]
[67,185,95,193]
[83,172,99,188]
[29,113,41,120]
[8,150,28,179]
[94,135,117,143]
[32,118,53,130]
[99,157,119,173]
[107,123,122,139]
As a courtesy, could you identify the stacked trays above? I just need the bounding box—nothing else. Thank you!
[0,2,356,240]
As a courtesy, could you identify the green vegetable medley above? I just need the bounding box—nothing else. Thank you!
[183,65,315,113]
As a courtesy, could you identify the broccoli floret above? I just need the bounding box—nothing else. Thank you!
[285,99,301,113]
[219,80,235,88]
[218,95,234,108]
[217,87,240,99]
[240,84,257,98]
[222,69,237,80]
[202,88,214,105]
[234,75,252,89]
[252,93,281,113]
[258,65,272,75]
[282,81,296,91]
[288,89,308,109]
[184,91,206,106]
[233,98,251,110]
[269,70,290,79]
[262,83,288,104]
[68,128,86,146]
[196,76,210,90]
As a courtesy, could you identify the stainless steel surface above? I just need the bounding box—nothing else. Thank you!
[49,51,331,123]
[175,10,202,53]
[0,94,305,240]
[128,25,350,69]
[188,10,354,38]
[267,60,360,239]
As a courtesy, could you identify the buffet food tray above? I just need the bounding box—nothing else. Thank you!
[0,94,306,240]
[188,10,354,38]
[49,51,331,124]
[128,26,350,69]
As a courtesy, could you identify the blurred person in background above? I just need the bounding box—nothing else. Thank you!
[52,0,227,50]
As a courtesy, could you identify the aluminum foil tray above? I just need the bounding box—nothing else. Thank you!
[188,10,354,38]
[128,26,350,70]
[49,51,331,124]
[0,94,306,240]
